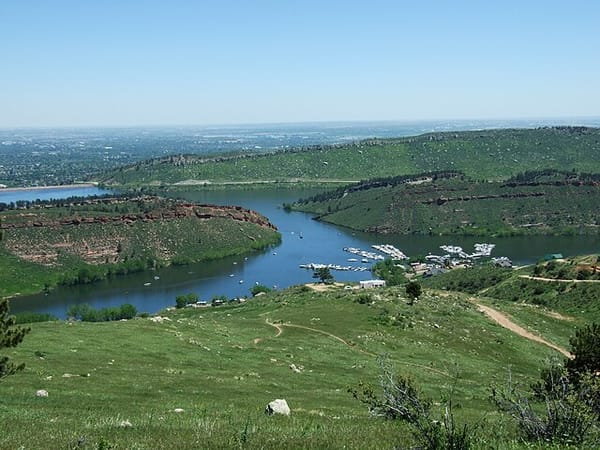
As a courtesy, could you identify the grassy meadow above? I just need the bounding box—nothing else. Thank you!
[1,284,577,449]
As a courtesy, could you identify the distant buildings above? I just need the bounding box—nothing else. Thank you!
[359,280,386,289]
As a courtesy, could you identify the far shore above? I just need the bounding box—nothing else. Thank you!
[0,182,99,193]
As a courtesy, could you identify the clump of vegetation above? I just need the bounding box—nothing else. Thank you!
[175,293,199,309]
[14,312,59,324]
[67,303,137,322]
[350,357,479,449]
[372,259,408,286]
[405,281,422,303]
[251,284,271,296]
[312,267,334,284]
[492,322,600,445]
[423,265,513,294]
[0,299,30,381]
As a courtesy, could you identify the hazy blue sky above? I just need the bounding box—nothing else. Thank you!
[1,0,598,127]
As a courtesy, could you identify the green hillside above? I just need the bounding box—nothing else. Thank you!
[98,127,600,188]
[1,284,581,449]
[293,171,600,236]
[0,197,280,298]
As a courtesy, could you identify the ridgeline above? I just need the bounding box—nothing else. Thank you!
[98,127,600,188]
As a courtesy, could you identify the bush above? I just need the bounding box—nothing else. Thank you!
[251,284,271,296]
[566,322,600,381]
[67,303,138,322]
[492,367,600,445]
[350,357,478,449]
[14,312,59,324]
[175,293,199,309]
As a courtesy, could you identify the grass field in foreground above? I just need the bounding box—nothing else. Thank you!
[1,285,577,449]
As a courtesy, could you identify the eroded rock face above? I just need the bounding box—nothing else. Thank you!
[265,399,290,416]
[0,197,278,265]
[0,197,277,231]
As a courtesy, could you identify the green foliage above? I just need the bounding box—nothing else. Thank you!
[566,323,600,380]
[492,367,600,445]
[13,312,59,324]
[312,267,334,284]
[66,303,137,322]
[406,281,422,300]
[350,357,478,449]
[251,284,271,296]
[423,265,513,294]
[372,259,407,286]
[175,293,199,309]
[0,299,30,381]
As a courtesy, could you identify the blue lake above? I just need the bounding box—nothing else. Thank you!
[7,187,600,318]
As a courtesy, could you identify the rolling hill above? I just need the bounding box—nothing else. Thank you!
[98,127,600,188]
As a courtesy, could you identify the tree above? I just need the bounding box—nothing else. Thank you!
[313,267,334,284]
[406,281,422,302]
[175,293,199,309]
[566,322,600,380]
[1,299,30,381]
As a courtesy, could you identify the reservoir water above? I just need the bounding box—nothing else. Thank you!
[6,187,600,318]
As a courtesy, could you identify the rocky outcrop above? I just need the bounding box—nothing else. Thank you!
[0,198,277,232]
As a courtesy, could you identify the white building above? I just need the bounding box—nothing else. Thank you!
[359,279,386,289]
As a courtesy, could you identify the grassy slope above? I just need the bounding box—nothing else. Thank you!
[423,256,600,347]
[99,127,600,187]
[0,199,280,298]
[1,285,571,449]
[294,176,600,235]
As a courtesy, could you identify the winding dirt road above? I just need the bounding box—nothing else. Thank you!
[470,300,573,359]
[519,275,600,284]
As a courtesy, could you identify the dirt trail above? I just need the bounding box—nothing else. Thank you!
[519,275,600,283]
[262,319,455,378]
[265,319,283,337]
[470,300,573,359]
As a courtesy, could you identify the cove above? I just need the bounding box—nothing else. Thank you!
[9,188,600,318]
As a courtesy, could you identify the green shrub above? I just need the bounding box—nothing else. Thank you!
[14,312,59,324]
[175,293,199,309]
[251,284,271,296]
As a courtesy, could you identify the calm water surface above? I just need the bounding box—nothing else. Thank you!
[9,188,600,318]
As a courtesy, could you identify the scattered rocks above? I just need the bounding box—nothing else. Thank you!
[265,399,290,416]
[289,363,303,373]
[36,389,48,397]
[149,316,171,323]
[119,419,133,428]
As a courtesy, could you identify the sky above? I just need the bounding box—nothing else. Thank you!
[1,0,599,128]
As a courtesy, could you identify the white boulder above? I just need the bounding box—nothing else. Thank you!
[35,389,48,397]
[265,398,290,416]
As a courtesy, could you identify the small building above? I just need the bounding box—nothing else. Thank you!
[359,279,386,289]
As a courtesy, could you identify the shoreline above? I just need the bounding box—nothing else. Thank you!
[0,182,98,193]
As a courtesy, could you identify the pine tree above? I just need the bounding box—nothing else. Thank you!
[0,299,30,381]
